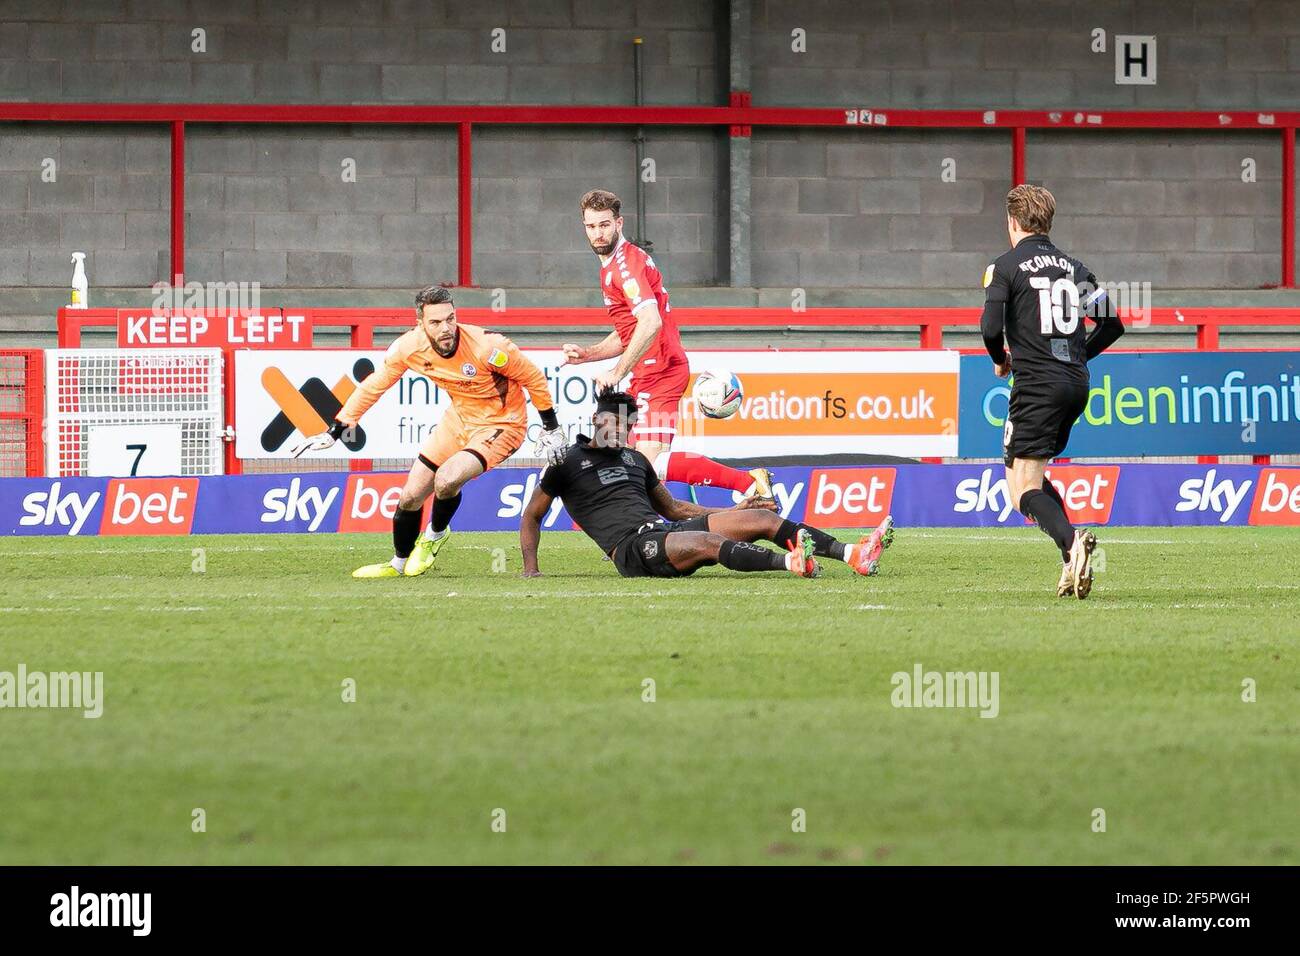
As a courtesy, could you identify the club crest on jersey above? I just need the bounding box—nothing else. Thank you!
[488,348,508,369]
[982,264,995,288]
[642,539,659,559]
[621,450,637,466]
[622,278,642,301]
[461,362,477,377]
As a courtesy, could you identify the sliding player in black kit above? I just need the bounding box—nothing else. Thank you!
[519,390,894,579]
[982,184,1125,599]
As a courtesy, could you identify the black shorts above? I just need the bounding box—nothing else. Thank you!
[1003,379,1089,466]
[610,515,712,578]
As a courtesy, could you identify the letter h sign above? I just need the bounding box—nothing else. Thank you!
[1115,35,1157,85]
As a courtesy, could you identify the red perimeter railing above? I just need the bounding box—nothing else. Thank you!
[0,349,45,477]
[56,306,1299,474]
[2,103,1296,290]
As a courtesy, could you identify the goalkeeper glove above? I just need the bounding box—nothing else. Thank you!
[290,419,347,458]
[532,408,567,464]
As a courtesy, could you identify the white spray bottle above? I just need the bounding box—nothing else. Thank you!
[70,252,88,309]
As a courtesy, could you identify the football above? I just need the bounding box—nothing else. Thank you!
[692,368,744,419]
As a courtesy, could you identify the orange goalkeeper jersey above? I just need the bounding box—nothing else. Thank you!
[337,323,554,430]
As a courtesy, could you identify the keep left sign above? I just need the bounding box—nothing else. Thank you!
[117,310,312,348]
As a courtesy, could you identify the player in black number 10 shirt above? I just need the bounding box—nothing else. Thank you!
[981,184,1125,600]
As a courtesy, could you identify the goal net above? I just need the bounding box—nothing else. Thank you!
[45,349,225,477]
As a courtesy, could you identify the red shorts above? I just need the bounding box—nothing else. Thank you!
[629,357,690,446]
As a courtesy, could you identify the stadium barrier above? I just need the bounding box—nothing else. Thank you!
[4,463,1298,536]
[0,350,44,478]
[52,306,1300,475]
[233,347,962,462]
[960,351,1300,459]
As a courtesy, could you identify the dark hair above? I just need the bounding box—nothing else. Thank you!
[580,188,621,219]
[415,284,454,316]
[594,388,638,420]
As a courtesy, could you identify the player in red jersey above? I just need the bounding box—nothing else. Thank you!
[562,188,775,505]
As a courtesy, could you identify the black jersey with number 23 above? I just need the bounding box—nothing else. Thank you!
[983,234,1098,387]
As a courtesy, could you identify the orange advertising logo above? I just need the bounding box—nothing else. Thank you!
[805,468,897,527]
[1042,466,1121,524]
[339,474,428,533]
[681,372,957,437]
[99,478,199,535]
[1249,468,1300,526]
[260,358,374,453]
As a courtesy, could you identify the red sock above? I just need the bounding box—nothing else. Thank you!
[664,451,752,492]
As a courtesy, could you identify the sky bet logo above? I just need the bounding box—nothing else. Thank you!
[19,482,100,535]
[261,477,339,532]
[1176,469,1252,523]
[18,479,198,535]
[806,468,896,527]
[1177,467,1300,524]
[1251,468,1300,525]
[954,466,1119,524]
[260,358,373,453]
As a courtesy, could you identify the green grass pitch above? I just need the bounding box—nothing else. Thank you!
[0,526,1296,865]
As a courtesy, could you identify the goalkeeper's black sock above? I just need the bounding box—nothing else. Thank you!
[718,539,787,573]
[429,492,462,534]
[1019,489,1074,562]
[392,506,422,559]
[775,518,846,561]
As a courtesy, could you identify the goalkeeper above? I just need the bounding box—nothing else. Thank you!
[293,285,567,578]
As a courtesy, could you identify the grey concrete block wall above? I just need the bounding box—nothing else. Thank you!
[186,125,458,289]
[0,0,725,106]
[752,130,1010,289]
[752,0,1300,109]
[2,0,1298,301]
[472,127,720,288]
[1028,130,1284,289]
[174,125,715,290]
[0,123,169,290]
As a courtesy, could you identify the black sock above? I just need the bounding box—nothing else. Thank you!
[775,518,847,561]
[430,492,462,533]
[1019,489,1074,562]
[393,507,422,559]
[1040,478,1067,513]
[718,539,787,573]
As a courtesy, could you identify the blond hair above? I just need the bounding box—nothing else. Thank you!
[1006,184,1055,234]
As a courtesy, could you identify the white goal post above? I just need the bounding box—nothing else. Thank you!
[45,349,225,477]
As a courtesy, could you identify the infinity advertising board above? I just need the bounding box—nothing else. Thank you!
[959,351,1300,458]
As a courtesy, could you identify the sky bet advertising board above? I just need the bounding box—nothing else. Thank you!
[959,351,1300,459]
[5,463,1299,537]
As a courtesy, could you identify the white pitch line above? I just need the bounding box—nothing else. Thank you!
[904,533,1183,544]
[0,543,374,557]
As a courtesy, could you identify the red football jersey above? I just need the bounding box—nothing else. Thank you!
[597,236,686,373]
